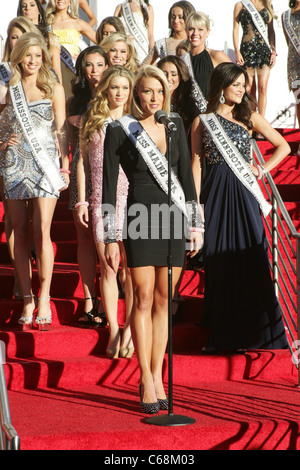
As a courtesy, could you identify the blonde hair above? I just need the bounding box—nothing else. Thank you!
[186,11,210,31]
[100,33,139,74]
[262,0,277,21]
[9,32,56,99]
[46,0,79,24]
[3,17,42,61]
[131,65,171,120]
[81,65,134,146]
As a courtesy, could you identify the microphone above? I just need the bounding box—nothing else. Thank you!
[154,110,177,132]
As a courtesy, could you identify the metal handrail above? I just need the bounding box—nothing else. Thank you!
[0,345,20,450]
[252,139,300,385]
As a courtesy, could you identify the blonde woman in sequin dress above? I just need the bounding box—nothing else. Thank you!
[0,32,69,331]
[282,0,300,155]
[46,0,96,98]
[77,66,134,359]
[233,0,277,118]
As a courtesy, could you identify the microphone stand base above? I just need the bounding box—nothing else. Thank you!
[145,413,196,427]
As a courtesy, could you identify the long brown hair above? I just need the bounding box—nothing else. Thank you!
[206,63,257,130]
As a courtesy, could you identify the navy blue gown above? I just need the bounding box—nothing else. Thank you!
[200,114,287,350]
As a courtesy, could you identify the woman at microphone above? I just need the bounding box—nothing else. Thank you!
[102,65,203,413]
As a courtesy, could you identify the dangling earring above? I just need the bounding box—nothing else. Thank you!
[81,77,86,88]
[68,5,71,14]
[219,91,225,104]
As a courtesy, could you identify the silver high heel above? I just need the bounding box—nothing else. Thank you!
[18,294,36,331]
[35,296,52,331]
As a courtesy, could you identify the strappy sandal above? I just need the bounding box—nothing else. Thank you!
[78,297,99,326]
[92,311,107,328]
[35,296,52,331]
[18,294,36,331]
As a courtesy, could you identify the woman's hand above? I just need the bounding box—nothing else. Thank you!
[60,173,70,191]
[248,163,259,177]
[77,204,89,228]
[188,231,204,258]
[235,51,244,66]
[105,242,120,274]
[0,133,20,151]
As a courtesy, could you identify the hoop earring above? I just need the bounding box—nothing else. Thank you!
[219,91,225,104]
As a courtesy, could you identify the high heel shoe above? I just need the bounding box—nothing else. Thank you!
[106,330,121,359]
[139,384,159,415]
[18,294,36,331]
[158,397,169,411]
[119,346,135,358]
[78,297,99,326]
[35,296,52,331]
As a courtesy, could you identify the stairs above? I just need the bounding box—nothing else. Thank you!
[0,130,299,450]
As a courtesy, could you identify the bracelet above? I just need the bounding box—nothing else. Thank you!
[60,168,71,175]
[271,51,277,56]
[75,201,89,209]
[189,227,205,233]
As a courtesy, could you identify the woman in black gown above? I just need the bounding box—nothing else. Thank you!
[191,62,290,352]
[102,65,203,413]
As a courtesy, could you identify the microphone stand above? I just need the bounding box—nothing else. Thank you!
[146,125,195,427]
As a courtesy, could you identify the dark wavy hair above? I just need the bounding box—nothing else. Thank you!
[168,1,196,37]
[206,63,257,130]
[157,55,197,130]
[69,46,109,117]
[17,0,47,26]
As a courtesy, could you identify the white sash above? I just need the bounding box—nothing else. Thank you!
[182,52,207,113]
[155,38,168,59]
[0,62,11,84]
[242,0,271,51]
[118,114,187,217]
[282,10,300,56]
[121,1,149,58]
[9,82,66,194]
[201,113,271,217]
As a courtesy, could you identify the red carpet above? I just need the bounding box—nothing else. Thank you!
[0,129,300,450]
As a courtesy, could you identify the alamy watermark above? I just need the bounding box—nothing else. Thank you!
[102,202,204,251]
[0,341,6,365]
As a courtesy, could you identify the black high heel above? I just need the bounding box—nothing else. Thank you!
[78,297,99,325]
[139,384,159,415]
[158,397,169,411]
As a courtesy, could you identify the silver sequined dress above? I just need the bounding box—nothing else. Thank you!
[0,99,62,200]
[286,12,300,91]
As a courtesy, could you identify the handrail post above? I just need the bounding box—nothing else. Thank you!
[0,342,20,450]
[272,196,279,298]
[297,238,300,388]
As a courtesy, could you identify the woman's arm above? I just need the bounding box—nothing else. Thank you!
[268,19,277,69]
[102,123,122,273]
[52,82,70,186]
[76,130,90,228]
[190,115,203,204]
[79,0,97,27]
[251,112,291,175]
[77,18,97,44]
[147,4,155,51]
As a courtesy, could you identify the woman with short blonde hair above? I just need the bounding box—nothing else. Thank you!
[131,65,171,119]
[102,64,203,412]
